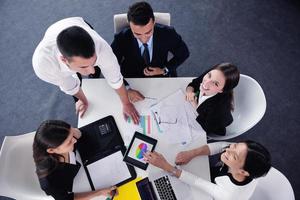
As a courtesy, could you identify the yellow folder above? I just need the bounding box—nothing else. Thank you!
[114,177,142,200]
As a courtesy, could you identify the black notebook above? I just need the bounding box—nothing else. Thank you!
[76,115,136,190]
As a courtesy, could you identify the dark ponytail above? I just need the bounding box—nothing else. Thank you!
[244,140,271,178]
[33,120,71,178]
[211,63,240,110]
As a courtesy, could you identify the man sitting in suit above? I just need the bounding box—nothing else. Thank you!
[111,1,190,102]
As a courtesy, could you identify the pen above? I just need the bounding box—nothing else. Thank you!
[144,96,157,100]
[110,189,117,200]
[111,192,116,200]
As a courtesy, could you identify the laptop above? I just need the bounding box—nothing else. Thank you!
[136,171,193,200]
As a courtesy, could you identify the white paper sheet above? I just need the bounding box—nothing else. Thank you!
[150,90,193,145]
[86,151,131,189]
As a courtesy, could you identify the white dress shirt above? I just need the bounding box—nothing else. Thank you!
[197,89,216,107]
[32,17,123,95]
[179,142,257,200]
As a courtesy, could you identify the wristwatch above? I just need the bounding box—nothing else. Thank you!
[163,67,169,76]
[169,165,179,177]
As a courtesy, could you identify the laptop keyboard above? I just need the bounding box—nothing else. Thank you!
[154,175,177,200]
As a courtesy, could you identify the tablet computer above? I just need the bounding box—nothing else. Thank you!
[123,132,157,170]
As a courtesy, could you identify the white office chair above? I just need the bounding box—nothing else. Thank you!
[250,167,295,200]
[113,12,171,33]
[208,74,267,140]
[0,132,54,200]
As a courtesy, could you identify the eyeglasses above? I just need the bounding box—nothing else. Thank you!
[154,112,177,125]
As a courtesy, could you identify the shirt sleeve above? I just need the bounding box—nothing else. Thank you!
[95,36,123,89]
[179,170,231,200]
[32,48,81,95]
[207,142,232,155]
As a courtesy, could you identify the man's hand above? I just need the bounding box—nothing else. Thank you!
[128,89,145,102]
[75,99,88,118]
[144,67,164,76]
[123,102,140,124]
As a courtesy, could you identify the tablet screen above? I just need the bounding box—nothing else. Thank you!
[123,132,157,170]
[127,138,154,164]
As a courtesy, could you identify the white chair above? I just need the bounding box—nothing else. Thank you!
[113,12,171,33]
[208,74,267,140]
[250,167,295,200]
[0,132,54,200]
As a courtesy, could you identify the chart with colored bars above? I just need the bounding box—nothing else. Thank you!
[135,143,148,159]
[127,115,152,134]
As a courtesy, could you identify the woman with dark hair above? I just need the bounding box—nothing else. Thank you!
[186,63,240,136]
[33,120,116,200]
[144,141,271,200]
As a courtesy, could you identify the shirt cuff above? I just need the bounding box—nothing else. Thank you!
[59,78,81,96]
[208,142,232,155]
[179,170,199,185]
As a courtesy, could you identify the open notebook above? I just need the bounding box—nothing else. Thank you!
[76,116,136,190]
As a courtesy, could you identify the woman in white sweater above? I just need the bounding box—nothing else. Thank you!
[144,141,271,200]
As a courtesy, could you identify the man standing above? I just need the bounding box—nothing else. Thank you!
[33,17,139,123]
[111,1,190,101]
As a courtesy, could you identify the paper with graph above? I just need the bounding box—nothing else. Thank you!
[150,90,197,145]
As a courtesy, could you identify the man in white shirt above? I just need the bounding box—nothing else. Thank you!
[33,17,139,123]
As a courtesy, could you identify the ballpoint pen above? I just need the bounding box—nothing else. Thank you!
[111,189,117,200]
[144,96,157,100]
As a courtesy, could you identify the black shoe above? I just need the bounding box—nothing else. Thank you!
[89,66,101,78]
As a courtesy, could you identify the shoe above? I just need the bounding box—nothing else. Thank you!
[89,66,101,78]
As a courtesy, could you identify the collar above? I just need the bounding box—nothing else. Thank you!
[199,90,217,99]
[227,173,253,186]
[137,35,153,49]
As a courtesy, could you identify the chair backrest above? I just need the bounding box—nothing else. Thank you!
[113,12,171,33]
[249,167,295,200]
[0,132,54,200]
[208,74,267,140]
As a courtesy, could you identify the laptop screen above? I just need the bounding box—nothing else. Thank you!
[136,177,158,200]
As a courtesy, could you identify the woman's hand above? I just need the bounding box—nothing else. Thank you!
[186,86,196,102]
[144,151,172,171]
[175,150,195,165]
[98,186,117,197]
[74,128,82,139]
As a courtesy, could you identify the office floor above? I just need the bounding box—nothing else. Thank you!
[0,0,299,199]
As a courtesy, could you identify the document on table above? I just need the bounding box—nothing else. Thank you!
[86,151,132,189]
[150,90,195,145]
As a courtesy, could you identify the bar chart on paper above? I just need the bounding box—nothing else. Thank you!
[127,115,152,135]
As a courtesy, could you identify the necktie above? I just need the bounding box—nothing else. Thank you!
[142,43,150,66]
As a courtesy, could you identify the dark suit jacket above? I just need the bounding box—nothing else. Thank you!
[111,23,189,78]
[38,158,81,200]
[188,73,233,136]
